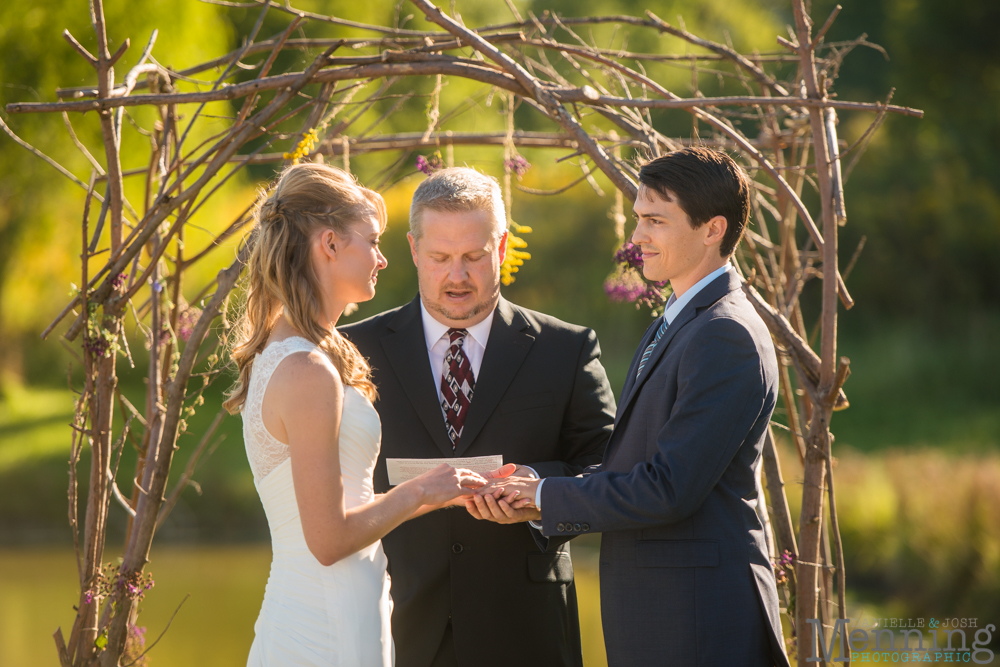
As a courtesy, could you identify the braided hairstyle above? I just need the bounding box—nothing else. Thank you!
[224,163,385,414]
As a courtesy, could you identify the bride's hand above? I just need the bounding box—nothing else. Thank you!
[407,464,487,506]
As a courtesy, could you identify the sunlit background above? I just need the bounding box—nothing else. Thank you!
[2,0,999,664]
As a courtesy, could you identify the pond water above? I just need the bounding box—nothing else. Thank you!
[0,541,607,666]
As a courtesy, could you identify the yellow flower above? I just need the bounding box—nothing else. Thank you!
[283,129,319,165]
[500,224,531,286]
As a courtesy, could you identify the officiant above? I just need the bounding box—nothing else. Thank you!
[341,167,616,667]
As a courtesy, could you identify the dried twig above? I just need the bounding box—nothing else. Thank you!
[156,409,228,529]
[120,593,191,667]
[6,4,920,664]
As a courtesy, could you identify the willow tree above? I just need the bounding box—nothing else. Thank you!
[2,0,920,664]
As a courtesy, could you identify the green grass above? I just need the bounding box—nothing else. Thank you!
[775,438,1000,629]
[830,314,1000,453]
[0,385,75,471]
[0,378,263,544]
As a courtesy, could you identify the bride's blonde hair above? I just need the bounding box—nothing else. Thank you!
[224,163,386,414]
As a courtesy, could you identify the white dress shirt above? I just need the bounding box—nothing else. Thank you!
[533,263,732,514]
[418,301,546,513]
[660,263,731,328]
[420,300,495,411]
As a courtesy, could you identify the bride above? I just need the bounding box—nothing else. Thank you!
[224,163,486,666]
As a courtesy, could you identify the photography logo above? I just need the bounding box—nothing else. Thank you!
[807,617,997,664]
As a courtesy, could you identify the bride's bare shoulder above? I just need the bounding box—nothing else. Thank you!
[266,346,344,422]
[274,347,342,388]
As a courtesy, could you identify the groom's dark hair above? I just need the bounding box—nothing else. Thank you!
[638,147,751,258]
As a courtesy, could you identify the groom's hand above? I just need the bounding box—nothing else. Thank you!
[466,474,542,524]
[466,491,541,524]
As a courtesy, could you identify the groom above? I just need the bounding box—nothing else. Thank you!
[340,167,616,667]
[474,148,790,667]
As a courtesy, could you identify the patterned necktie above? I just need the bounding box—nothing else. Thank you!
[635,317,670,379]
[440,328,476,448]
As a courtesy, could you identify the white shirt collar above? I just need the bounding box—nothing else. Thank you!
[663,263,731,325]
[419,298,496,350]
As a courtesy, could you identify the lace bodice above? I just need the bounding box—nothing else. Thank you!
[242,337,317,482]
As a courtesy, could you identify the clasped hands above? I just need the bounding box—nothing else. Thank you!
[463,463,542,524]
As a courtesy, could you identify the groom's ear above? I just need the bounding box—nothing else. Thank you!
[702,215,728,249]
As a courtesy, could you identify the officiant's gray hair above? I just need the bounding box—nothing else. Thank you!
[409,167,506,243]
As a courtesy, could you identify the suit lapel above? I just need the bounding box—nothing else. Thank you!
[619,307,696,412]
[380,296,455,457]
[617,269,742,423]
[615,319,660,424]
[453,298,535,456]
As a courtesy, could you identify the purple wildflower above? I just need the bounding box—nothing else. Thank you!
[771,550,796,588]
[109,567,155,602]
[177,307,202,342]
[152,280,163,294]
[416,153,443,175]
[84,335,110,358]
[604,267,667,307]
[124,625,149,667]
[604,242,670,310]
[604,271,647,303]
[111,273,127,290]
[504,155,531,178]
[637,283,668,308]
[613,242,644,270]
[84,590,94,605]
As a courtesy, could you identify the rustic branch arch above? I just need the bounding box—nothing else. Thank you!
[2,0,921,664]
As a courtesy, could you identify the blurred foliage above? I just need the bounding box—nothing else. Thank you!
[0,0,239,384]
[779,441,1000,626]
[0,0,998,645]
[833,313,1000,453]
[1,0,995,387]
[809,0,1000,325]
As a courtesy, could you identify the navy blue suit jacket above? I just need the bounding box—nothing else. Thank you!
[539,269,790,667]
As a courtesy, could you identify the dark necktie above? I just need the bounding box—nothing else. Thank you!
[635,294,678,379]
[636,317,670,379]
[440,328,476,448]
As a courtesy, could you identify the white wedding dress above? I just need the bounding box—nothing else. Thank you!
[242,336,394,666]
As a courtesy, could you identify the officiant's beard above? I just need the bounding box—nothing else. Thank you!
[424,281,500,324]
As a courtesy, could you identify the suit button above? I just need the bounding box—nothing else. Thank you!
[573,523,582,532]
[556,523,565,532]
[581,524,590,532]
[452,543,463,554]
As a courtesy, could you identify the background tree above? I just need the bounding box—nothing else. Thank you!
[6,0,999,664]
[0,0,234,389]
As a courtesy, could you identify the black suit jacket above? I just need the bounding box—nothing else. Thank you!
[340,295,616,667]
[540,269,790,667]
